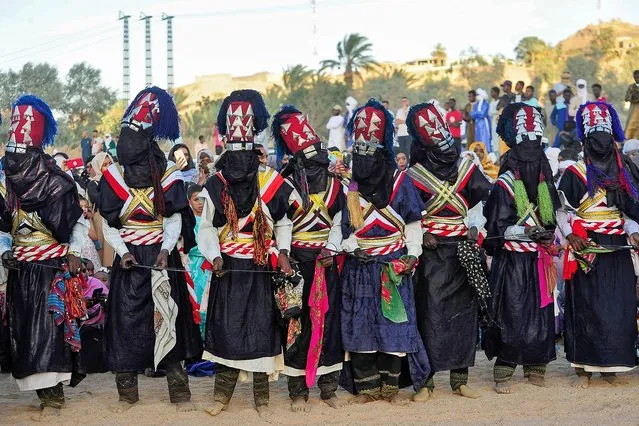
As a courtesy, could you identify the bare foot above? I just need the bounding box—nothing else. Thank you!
[32,406,60,421]
[495,381,512,394]
[602,374,629,386]
[349,394,376,405]
[204,401,227,416]
[572,375,590,389]
[109,400,136,413]
[456,384,481,399]
[176,401,197,412]
[386,393,410,406]
[256,404,272,420]
[412,388,432,402]
[323,396,346,409]
[291,397,310,413]
[528,375,546,387]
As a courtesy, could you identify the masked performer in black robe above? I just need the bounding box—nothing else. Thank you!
[339,99,430,405]
[483,103,560,394]
[99,87,201,412]
[271,106,346,412]
[198,90,294,418]
[406,103,492,401]
[558,101,639,388]
[0,95,86,418]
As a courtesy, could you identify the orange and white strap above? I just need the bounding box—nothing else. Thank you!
[13,243,69,262]
[291,240,326,249]
[120,229,164,246]
[220,240,277,259]
[503,241,539,252]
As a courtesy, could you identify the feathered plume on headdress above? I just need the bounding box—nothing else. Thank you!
[10,95,58,148]
[347,98,396,161]
[122,86,180,142]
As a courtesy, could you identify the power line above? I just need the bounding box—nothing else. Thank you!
[0,27,121,68]
[0,22,120,63]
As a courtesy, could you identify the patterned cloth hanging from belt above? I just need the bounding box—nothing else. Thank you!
[408,159,474,237]
[354,171,406,256]
[289,176,342,249]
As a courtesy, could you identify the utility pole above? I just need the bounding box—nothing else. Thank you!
[118,11,131,104]
[139,12,153,87]
[310,0,318,56]
[161,13,175,92]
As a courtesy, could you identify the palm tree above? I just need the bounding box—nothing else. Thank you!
[282,64,314,94]
[431,43,447,65]
[320,33,378,89]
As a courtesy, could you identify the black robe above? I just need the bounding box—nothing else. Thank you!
[284,176,346,375]
[0,186,84,383]
[483,181,557,366]
[559,167,637,369]
[412,165,491,372]
[100,176,202,371]
[203,171,293,363]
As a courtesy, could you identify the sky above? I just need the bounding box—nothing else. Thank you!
[0,0,635,98]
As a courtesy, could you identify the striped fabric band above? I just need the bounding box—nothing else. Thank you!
[13,243,69,262]
[120,229,164,246]
[503,241,539,252]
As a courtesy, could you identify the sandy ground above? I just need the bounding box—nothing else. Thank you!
[1,348,639,425]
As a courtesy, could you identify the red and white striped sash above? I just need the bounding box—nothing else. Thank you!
[422,218,467,237]
[120,229,164,246]
[580,219,624,235]
[13,243,68,262]
[503,241,539,252]
[220,240,276,258]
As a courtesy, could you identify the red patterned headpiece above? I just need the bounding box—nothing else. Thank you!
[514,105,544,144]
[407,103,455,150]
[277,112,319,154]
[226,101,255,142]
[353,106,386,154]
[122,92,160,131]
[579,102,613,137]
[8,105,46,148]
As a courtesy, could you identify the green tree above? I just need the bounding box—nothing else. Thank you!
[514,37,551,65]
[565,55,598,86]
[360,65,417,104]
[282,64,314,94]
[591,27,616,59]
[320,33,378,89]
[63,62,116,131]
[0,63,64,109]
[431,43,448,64]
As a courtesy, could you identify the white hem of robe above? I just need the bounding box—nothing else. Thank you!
[202,351,284,381]
[284,363,343,377]
[571,363,635,373]
[15,372,71,391]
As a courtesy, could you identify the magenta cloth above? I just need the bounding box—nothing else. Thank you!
[83,277,109,326]
[536,248,555,308]
[305,259,329,388]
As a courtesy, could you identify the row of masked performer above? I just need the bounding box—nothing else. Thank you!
[0,87,637,418]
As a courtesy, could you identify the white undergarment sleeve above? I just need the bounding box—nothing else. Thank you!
[160,213,181,253]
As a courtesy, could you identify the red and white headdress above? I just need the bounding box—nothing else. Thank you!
[7,95,57,153]
[272,105,323,162]
[406,102,455,150]
[217,89,270,151]
[576,101,624,141]
[496,103,544,148]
